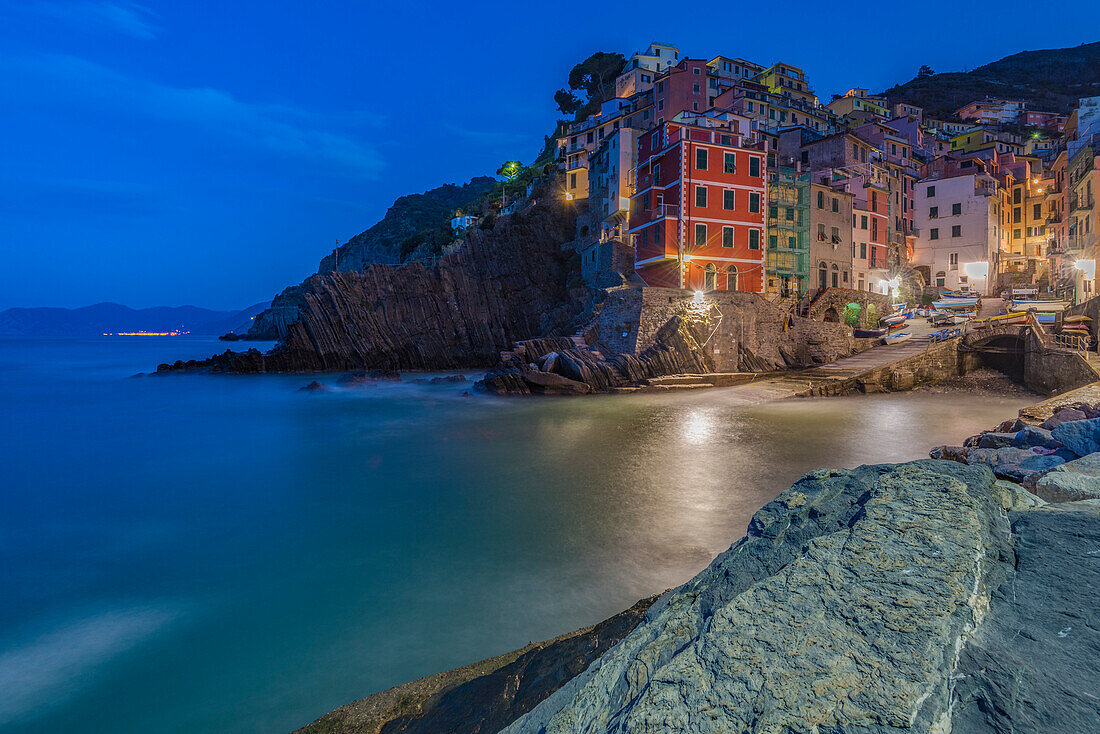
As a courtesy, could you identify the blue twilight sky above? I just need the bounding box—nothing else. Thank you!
[1,1,1097,310]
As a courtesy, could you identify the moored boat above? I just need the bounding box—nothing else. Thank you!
[1009,299,1069,313]
[932,298,979,310]
[853,327,888,338]
[882,331,913,345]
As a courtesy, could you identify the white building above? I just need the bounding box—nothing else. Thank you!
[912,173,1003,295]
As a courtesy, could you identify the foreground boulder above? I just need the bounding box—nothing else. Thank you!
[952,500,1100,733]
[505,460,1017,733]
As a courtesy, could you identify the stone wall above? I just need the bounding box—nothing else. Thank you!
[851,336,977,393]
[579,238,633,289]
[805,286,893,322]
[588,287,872,373]
[1023,326,1099,396]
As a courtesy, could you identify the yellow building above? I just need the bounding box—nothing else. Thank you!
[752,63,817,107]
[826,89,889,119]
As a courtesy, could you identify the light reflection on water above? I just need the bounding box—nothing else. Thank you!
[0,338,1032,734]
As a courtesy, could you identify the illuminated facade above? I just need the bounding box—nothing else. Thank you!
[629,120,766,292]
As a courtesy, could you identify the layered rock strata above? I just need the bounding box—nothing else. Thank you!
[505,460,1016,733]
[159,204,581,373]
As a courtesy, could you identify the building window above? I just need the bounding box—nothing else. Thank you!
[695,223,707,246]
[1013,207,1021,224]
[570,173,577,188]
[952,203,961,215]
[749,157,760,177]
[1014,228,1022,239]
[1033,203,1042,220]
[724,152,736,173]
[817,191,825,209]
[860,243,867,258]
[749,229,760,249]
[696,148,708,170]
[692,83,700,93]
[658,99,665,111]
[861,215,868,229]
[832,198,838,212]
[930,206,938,218]
[936,271,946,287]
[696,185,707,207]
[951,225,961,237]
[930,227,939,240]
[949,253,958,269]
[705,263,716,290]
[727,266,738,290]
[927,185,936,197]
[786,207,794,221]
[749,192,760,213]
[722,226,734,247]
[723,190,735,210]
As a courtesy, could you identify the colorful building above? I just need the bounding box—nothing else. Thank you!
[629,120,767,292]
[809,183,854,293]
[765,166,810,297]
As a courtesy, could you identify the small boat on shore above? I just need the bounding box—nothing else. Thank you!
[1009,299,1069,313]
[853,327,888,338]
[882,314,907,328]
[932,298,979,310]
[882,331,913,345]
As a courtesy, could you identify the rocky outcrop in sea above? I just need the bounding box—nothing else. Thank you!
[931,398,1100,502]
[158,203,584,374]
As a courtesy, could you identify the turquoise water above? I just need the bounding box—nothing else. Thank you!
[0,337,1031,733]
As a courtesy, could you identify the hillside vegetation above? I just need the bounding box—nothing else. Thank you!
[882,41,1100,118]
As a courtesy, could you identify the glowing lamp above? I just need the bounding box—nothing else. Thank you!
[564,192,574,201]
[1076,259,1097,280]
[619,196,630,211]
[693,290,706,305]
[963,262,989,280]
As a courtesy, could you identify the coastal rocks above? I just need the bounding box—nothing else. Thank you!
[504,460,1012,734]
[1012,425,1061,449]
[163,202,582,373]
[1041,407,1089,429]
[951,501,1100,733]
[931,405,1100,490]
[477,313,714,395]
[521,370,592,395]
[991,479,1047,511]
[1033,453,1100,502]
[1050,416,1100,457]
[298,380,331,393]
[294,596,659,734]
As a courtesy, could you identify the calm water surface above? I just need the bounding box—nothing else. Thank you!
[0,337,1031,733]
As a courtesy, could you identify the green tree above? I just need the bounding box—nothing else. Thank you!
[554,89,583,115]
[555,51,626,117]
[497,160,522,181]
[916,64,934,79]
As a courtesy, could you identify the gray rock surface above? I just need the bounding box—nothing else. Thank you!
[1051,416,1100,457]
[1012,425,1061,449]
[951,501,1100,733]
[1033,452,1100,502]
[978,432,1017,449]
[991,479,1047,511]
[1040,407,1088,430]
[504,461,1012,734]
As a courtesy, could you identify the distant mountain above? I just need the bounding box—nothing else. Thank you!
[882,41,1100,119]
[0,302,270,337]
[317,176,496,273]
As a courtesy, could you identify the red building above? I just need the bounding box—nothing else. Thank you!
[629,120,767,292]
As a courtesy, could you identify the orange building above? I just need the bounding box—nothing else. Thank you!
[629,119,766,292]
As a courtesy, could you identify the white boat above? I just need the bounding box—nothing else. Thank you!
[882,331,913,345]
[941,291,978,299]
[932,298,979,310]
[882,314,907,327]
[1009,300,1069,313]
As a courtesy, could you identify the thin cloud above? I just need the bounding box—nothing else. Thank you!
[3,53,386,180]
[33,1,162,40]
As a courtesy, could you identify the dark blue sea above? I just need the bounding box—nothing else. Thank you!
[0,337,1031,733]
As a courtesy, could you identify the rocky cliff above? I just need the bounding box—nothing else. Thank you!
[160,202,583,373]
[317,177,497,272]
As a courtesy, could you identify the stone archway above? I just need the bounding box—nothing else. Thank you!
[822,307,840,323]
